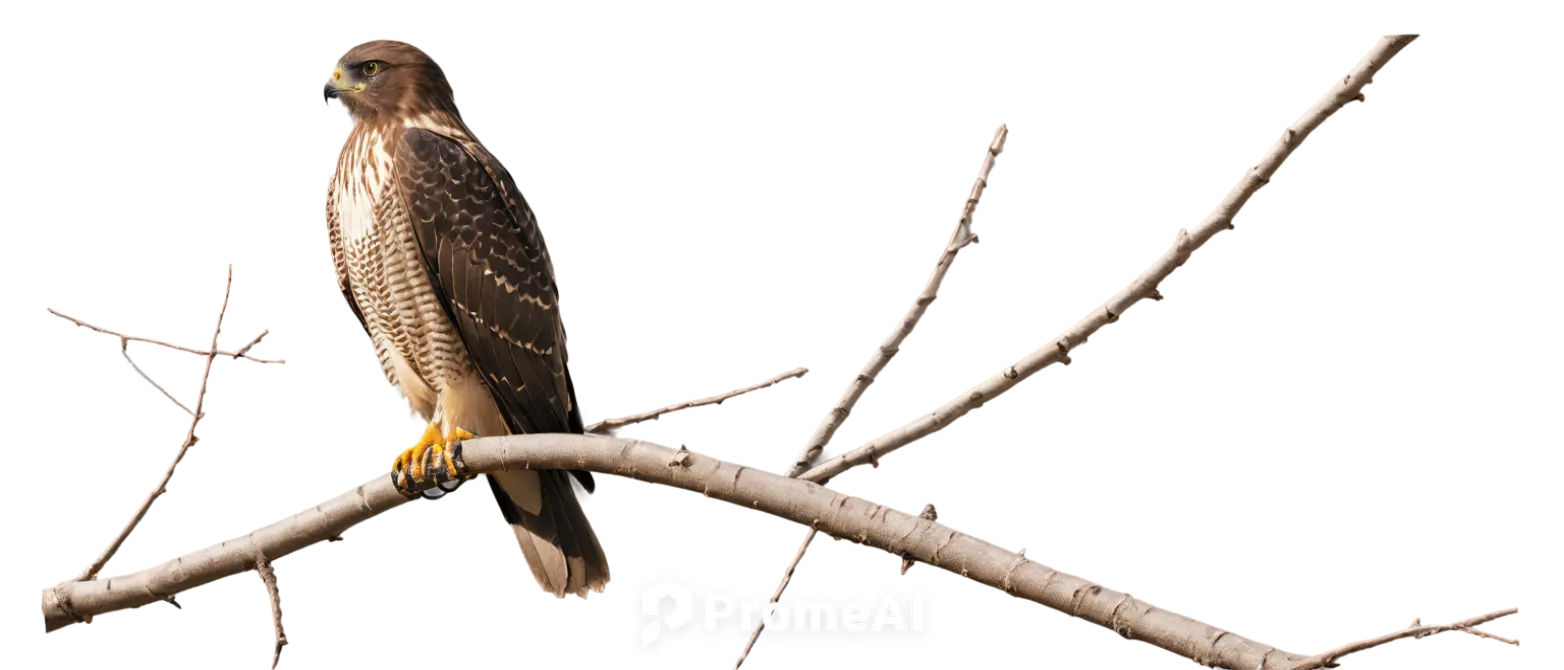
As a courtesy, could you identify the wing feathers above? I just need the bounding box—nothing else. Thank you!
[402,129,572,434]
[396,126,607,597]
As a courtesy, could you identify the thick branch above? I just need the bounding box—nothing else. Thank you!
[45,432,1515,668]
[789,124,1007,477]
[800,34,1420,484]
[43,434,1315,670]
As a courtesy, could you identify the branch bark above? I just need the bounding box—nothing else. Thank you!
[800,34,1421,485]
[43,434,1313,669]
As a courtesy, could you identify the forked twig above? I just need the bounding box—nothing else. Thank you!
[800,35,1421,484]
[737,125,1009,667]
[70,267,258,583]
[789,125,1007,477]
[233,330,270,359]
[1287,608,1518,670]
[744,34,1423,668]
[49,308,284,364]
[1457,624,1520,646]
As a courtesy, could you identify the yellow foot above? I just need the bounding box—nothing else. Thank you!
[391,424,476,499]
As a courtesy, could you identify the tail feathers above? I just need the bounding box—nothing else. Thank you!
[488,470,610,598]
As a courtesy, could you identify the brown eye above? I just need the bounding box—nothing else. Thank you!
[362,62,379,76]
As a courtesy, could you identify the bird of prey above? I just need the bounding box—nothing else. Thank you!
[323,40,608,598]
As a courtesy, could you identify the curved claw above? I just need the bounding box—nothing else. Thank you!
[391,426,475,499]
[430,466,468,496]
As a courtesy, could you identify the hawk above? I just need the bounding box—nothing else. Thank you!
[323,40,608,598]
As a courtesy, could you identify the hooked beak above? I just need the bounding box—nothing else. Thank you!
[320,80,339,109]
[317,64,355,109]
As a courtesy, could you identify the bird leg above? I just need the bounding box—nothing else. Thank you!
[391,423,475,499]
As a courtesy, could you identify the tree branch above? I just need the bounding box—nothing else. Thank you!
[584,367,808,433]
[73,267,241,583]
[789,124,1007,477]
[40,432,1517,669]
[800,34,1421,485]
[42,434,1314,670]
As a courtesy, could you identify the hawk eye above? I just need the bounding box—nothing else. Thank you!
[362,61,380,76]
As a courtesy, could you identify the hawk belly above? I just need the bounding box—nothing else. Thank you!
[330,126,544,514]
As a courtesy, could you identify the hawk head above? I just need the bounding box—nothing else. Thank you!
[325,41,458,119]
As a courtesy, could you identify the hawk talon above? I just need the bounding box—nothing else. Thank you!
[419,474,465,499]
[391,426,475,499]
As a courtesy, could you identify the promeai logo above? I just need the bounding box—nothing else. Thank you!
[641,579,694,647]
[638,572,919,644]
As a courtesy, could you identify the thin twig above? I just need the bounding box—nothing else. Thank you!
[233,330,269,359]
[733,529,816,669]
[1457,625,1520,646]
[74,267,235,582]
[584,367,808,433]
[789,124,1007,477]
[155,385,197,416]
[120,339,194,416]
[1287,608,1518,670]
[254,553,288,669]
[800,35,1420,484]
[214,327,278,369]
[48,308,284,364]
[55,308,200,419]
